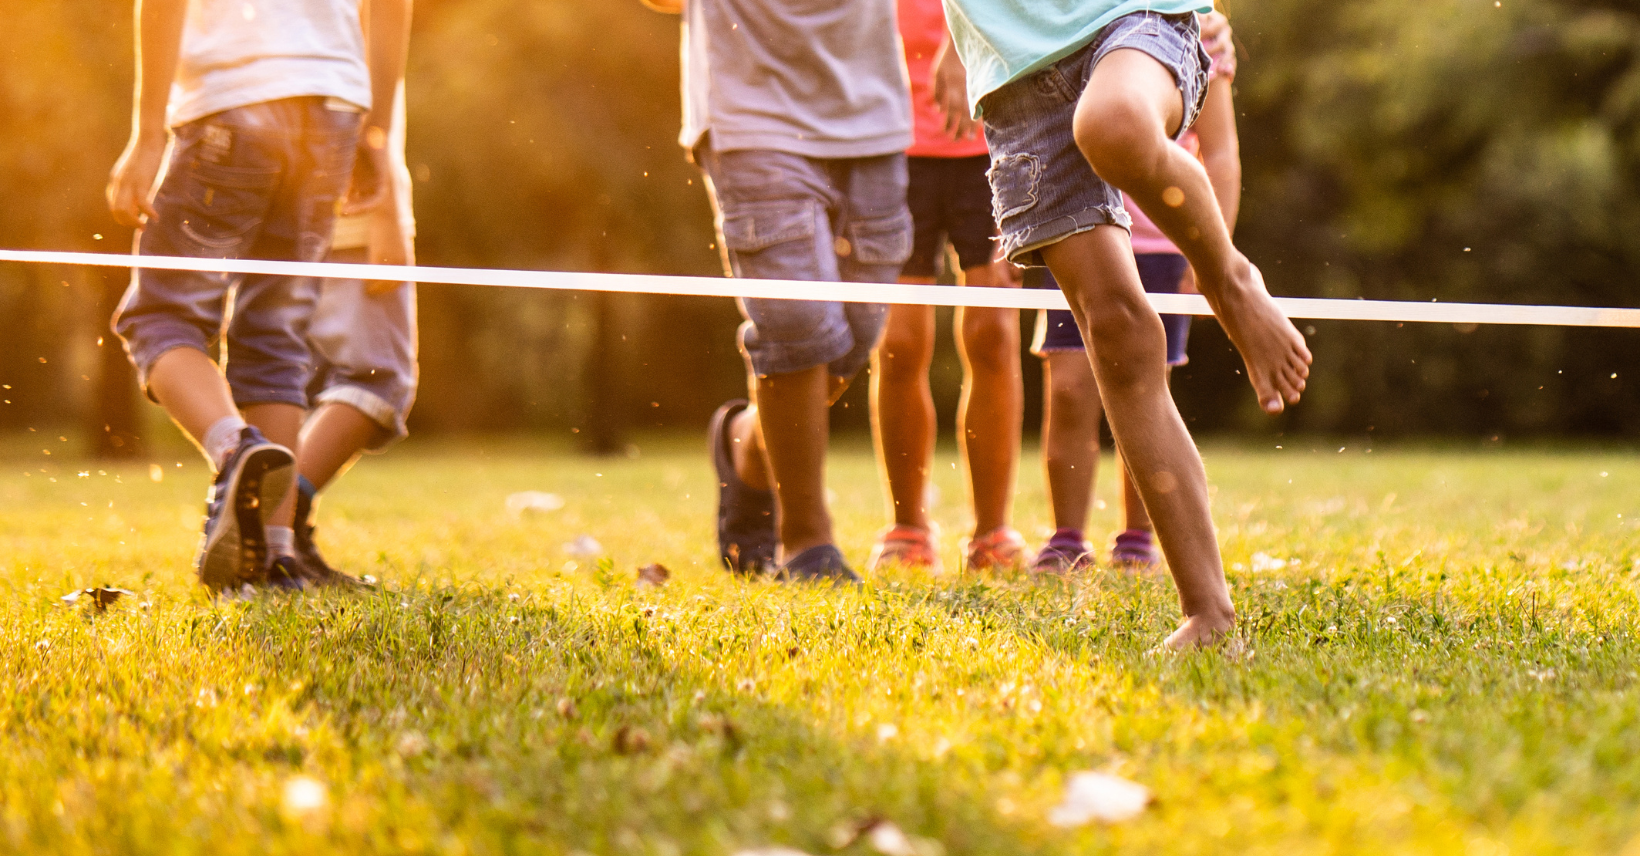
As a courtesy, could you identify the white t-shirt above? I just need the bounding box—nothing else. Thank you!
[170,0,372,127]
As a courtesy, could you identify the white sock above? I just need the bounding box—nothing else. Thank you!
[202,415,248,471]
[266,526,295,560]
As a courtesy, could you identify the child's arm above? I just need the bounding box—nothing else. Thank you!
[107,0,188,227]
[365,84,415,295]
[1194,12,1241,232]
[344,0,412,216]
[1194,79,1240,233]
[930,36,978,141]
[639,0,683,14]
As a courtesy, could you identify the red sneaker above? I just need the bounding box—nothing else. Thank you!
[962,527,1032,572]
[866,524,943,573]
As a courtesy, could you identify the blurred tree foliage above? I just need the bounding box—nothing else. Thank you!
[1,0,1636,445]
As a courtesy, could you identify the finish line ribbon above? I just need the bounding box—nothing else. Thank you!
[3,248,1638,328]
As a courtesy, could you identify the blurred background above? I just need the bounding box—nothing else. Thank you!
[1,0,1637,460]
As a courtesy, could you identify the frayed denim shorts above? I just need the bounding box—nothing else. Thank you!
[979,11,1210,267]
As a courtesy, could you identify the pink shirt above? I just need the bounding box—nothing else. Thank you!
[1126,29,1237,255]
[899,0,990,158]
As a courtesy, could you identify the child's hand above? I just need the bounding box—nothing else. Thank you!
[341,126,391,217]
[1199,11,1233,65]
[107,131,167,227]
[930,39,978,142]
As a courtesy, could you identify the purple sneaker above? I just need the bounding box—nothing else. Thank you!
[1110,528,1161,570]
[1031,531,1093,575]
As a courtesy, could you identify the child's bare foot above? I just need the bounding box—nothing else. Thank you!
[1163,609,1236,650]
[1205,259,1311,414]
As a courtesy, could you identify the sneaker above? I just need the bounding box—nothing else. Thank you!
[197,427,294,593]
[1111,528,1161,570]
[264,555,307,591]
[962,527,1032,572]
[776,544,862,585]
[709,400,776,575]
[291,475,367,589]
[1031,537,1094,575]
[866,524,943,573]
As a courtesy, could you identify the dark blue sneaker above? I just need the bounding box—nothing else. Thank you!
[264,555,307,591]
[710,400,776,575]
[777,544,862,585]
[196,427,294,593]
[292,475,367,589]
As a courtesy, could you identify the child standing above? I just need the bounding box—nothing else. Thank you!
[294,80,418,587]
[941,0,1311,646]
[1030,10,1241,573]
[107,0,408,592]
[643,0,914,582]
[868,0,1028,575]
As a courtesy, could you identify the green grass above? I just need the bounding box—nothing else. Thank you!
[2,434,1638,855]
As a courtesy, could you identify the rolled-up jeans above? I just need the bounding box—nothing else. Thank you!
[114,97,361,409]
[697,143,913,378]
[304,247,418,450]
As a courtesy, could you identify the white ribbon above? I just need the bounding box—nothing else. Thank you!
[3,248,1637,327]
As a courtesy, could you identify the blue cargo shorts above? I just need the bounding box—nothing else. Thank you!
[697,143,912,378]
[113,97,361,408]
[980,11,1210,267]
[306,247,418,449]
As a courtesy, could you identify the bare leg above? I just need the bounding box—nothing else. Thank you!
[146,347,240,446]
[1041,227,1233,648]
[1042,351,1101,532]
[1073,49,1310,414]
[297,402,383,492]
[869,290,937,530]
[954,262,1022,537]
[732,367,850,560]
[1117,365,1172,534]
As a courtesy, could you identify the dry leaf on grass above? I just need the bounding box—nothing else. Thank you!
[505,491,564,517]
[60,587,134,612]
[612,724,651,754]
[1047,772,1152,826]
[636,563,670,587]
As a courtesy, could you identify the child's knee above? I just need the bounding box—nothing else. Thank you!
[1077,299,1167,387]
[1072,93,1163,184]
[959,310,1019,372]
[876,315,935,376]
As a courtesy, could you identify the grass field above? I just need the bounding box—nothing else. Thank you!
[1,433,1637,855]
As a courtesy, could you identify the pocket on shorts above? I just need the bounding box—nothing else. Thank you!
[177,160,280,251]
[846,210,913,266]
[987,153,1042,224]
[720,202,818,254]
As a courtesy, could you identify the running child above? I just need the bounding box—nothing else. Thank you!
[107,0,408,592]
[941,0,1311,646]
[642,0,913,582]
[1030,10,1242,574]
[868,0,1028,575]
[294,80,418,588]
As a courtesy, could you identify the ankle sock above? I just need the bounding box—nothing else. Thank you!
[202,415,248,471]
[1049,527,1086,547]
[266,526,295,560]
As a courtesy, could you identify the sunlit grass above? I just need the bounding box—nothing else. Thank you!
[1,435,1637,854]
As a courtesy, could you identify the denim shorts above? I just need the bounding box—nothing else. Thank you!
[1029,255,1193,365]
[113,97,361,408]
[697,143,912,378]
[980,12,1210,267]
[306,247,418,449]
[904,155,996,278]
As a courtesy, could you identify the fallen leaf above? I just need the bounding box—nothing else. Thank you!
[565,534,603,557]
[612,724,651,754]
[505,491,564,517]
[1048,771,1152,826]
[61,586,135,612]
[636,563,670,587]
[556,697,578,719]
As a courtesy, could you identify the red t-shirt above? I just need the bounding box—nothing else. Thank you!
[899,0,989,158]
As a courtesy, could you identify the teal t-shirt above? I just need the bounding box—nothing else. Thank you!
[942,0,1212,116]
